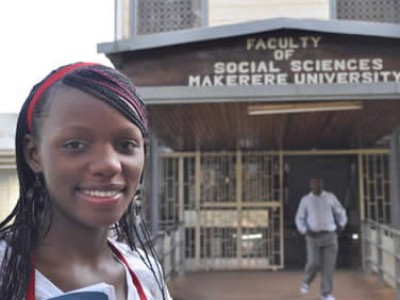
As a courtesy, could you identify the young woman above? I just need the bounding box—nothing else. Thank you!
[0,62,171,299]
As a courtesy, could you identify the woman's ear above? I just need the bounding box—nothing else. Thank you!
[24,134,42,173]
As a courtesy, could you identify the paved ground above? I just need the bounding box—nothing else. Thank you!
[168,270,395,300]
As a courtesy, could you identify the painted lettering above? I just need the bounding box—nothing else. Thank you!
[246,35,322,51]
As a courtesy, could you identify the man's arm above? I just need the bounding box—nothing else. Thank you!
[331,194,348,229]
[295,197,308,235]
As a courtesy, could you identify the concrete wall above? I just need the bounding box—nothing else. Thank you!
[209,0,330,26]
[0,169,18,221]
[0,114,18,220]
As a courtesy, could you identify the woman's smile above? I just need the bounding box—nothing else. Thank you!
[77,186,125,206]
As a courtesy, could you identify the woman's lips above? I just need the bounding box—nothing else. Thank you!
[77,188,124,206]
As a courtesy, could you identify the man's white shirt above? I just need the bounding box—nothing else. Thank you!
[295,191,348,235]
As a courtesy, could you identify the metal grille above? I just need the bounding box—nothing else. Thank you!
[136,0,204,34]
[159,156,180,228]
[159,155,196,229]
[240,207,281,268]
[336,0,400,23]
[241,152,283,268]
[160,150,284,270]
[200,214,237,258]
[201,153,236,203]
[198,153,239,269]
[183,156,196,259]
[242,153,281,203]
[159,154,197,259]
[360,153,391,224]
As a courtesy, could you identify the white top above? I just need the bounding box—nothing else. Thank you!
[295,190,348,235]
[0,239,172,300]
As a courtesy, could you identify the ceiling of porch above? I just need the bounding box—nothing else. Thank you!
[147,99,400,151]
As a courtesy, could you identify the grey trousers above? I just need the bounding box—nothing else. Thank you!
[303,232,338,295]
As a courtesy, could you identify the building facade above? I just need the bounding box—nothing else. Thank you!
[99,8,400,271]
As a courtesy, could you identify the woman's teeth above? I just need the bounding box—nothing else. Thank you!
[82,190,120,198]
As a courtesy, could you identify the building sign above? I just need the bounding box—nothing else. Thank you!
[122,30,400,86]
[189,35,398,86]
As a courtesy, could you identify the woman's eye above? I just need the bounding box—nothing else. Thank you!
[118,140,137,152]
[62,140,87,150]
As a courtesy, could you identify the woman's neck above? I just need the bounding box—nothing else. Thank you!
[36,216,113,265]
[33,219,127,297]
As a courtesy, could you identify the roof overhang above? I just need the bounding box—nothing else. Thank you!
[137,82,400,105]
[98,17,400,54]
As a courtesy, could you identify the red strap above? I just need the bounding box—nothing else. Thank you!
[26,243,148,300]
[26,255,35,300]
[108,242,148,300]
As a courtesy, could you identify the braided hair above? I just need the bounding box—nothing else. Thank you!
[0,63,167,299]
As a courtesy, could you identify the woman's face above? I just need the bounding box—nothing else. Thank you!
[26,87,145,229]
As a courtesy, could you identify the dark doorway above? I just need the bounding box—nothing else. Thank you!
[283,155,360,269]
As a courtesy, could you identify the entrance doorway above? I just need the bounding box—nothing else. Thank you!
[157,150,389,271]
[283,155,360,269]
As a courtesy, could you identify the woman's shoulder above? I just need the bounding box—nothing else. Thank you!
[108,239,171,299]
[108,239,158,271]
[108,239,143,259]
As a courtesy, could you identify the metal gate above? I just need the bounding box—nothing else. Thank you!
[358,150,391,224]
[159,151,284,270]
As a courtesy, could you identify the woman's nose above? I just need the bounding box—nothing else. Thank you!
[89,145,122,177]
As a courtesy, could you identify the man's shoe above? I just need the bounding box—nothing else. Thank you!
[321,294,335,300]
[299,283,309,294]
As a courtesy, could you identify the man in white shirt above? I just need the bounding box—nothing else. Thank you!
[295,178,347,300]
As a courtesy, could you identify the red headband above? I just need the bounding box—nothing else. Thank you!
[26,62,98,131]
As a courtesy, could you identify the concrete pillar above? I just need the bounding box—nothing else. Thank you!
[390,126,400,230]
[149,132,159,238]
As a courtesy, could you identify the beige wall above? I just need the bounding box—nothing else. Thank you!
[0,170,19,221]
[209,0,330,26]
